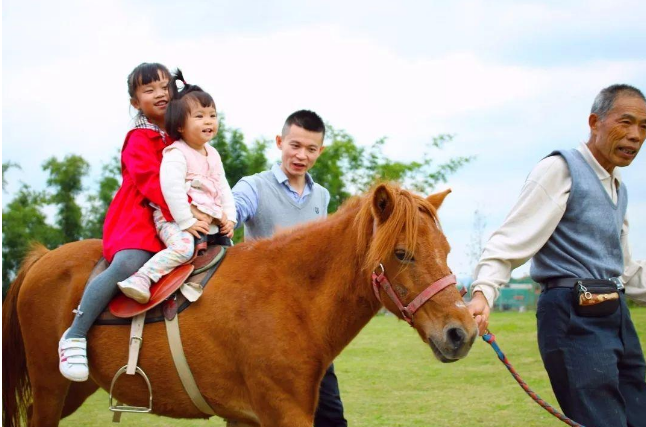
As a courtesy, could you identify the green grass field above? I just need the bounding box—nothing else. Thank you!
[61,308,646,427]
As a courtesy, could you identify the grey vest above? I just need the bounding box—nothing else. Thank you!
[530,149,627,283]
[244,170,328,240]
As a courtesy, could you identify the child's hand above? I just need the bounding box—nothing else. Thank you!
[186,220,210,238]
[220,220,235,238]
[190,205,213,224]
[216,212,228,226]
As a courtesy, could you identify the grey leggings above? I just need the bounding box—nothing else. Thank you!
[65,249,153,339]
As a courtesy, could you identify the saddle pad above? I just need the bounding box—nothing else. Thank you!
[108,264,194,318]
[91,247,226,326]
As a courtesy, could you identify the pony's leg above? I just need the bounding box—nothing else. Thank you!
[28,376,71,427]
[226,421,260,427]
[252,400,314,427]
[61,380,99,418]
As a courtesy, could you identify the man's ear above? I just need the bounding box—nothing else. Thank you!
[427,188,451,210]
[372,184,395,224]
[589,113,600,134]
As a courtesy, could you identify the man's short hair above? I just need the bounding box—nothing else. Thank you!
[591,84,646,119]
[282,110,326,140]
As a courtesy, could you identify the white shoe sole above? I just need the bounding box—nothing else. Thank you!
[118,284,151,304]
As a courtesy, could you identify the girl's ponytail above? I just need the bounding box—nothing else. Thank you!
[170,69,204,100]
[165,70,215,141]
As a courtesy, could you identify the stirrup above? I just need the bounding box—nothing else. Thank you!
[109,365,153,413]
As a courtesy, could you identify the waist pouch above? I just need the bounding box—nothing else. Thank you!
[572,280,620,317]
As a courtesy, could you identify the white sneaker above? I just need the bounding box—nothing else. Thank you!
[58,328,89,382]
[117,273,151,304]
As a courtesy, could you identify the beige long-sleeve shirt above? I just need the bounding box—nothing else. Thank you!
[471,143,646,306]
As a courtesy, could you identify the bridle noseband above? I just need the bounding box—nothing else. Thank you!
[371,263,462,327]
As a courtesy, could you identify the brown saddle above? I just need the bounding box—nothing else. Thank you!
[89,244,227,326]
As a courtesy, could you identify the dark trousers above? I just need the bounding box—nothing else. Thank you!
[537,288,646,427]
[314,364,347,427]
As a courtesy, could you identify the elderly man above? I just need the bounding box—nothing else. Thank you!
[468,84,646,427]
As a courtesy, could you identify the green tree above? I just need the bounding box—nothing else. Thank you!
[311,128,473,212]
[43,155,90,243]
[2,185,60,295]
[211,115,269,187]
[2,161,21,191]
[83,154,121,239]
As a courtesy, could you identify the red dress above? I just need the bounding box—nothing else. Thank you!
[102,129,174,262]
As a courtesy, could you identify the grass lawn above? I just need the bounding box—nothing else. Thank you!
[61,308,646,427]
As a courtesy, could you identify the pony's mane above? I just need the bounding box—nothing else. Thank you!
[354,184,438,272]
[238,184,439,275]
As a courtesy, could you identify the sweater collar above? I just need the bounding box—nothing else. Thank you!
[272,163,314,189]
[577,142,622,187]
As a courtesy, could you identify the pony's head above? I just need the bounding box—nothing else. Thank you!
[356,184,477,362]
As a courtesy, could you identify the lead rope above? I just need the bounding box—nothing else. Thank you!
[482,331,584,427]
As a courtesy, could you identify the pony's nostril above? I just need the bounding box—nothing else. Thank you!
[446,327,466,350]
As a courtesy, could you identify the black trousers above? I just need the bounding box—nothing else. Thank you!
[314,364,347,427]
[537,289,646,427]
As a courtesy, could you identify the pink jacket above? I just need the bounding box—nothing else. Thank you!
[163,141,225,219]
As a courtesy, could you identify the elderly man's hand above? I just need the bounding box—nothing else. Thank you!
[467,291,490,336]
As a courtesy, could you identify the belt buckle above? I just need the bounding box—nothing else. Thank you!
[609,277,624,291]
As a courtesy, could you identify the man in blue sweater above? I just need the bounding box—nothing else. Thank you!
[469,85,646,427]
[233,110,347,427]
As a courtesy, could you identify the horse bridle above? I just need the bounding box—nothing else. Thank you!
[371,263,464,327]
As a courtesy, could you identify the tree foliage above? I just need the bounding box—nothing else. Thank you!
[2,184,60,293]
[83,154,121,239]
[2,161,21,191]
[312,127,473,212]
[43,155,90,243]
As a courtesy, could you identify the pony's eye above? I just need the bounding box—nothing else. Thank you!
[395,250,414,262]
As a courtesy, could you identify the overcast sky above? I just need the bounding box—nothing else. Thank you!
[3,0,646,277]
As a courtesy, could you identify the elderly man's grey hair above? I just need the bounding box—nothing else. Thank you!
[591,84,646,120]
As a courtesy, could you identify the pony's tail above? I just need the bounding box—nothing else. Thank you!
[2,244,49,427]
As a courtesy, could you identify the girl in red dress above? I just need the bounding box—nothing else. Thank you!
[57,62,208,382]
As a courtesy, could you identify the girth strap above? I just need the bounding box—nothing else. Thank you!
[164,315,216,416]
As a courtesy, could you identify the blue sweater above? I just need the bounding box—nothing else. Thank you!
[530,149,627,283]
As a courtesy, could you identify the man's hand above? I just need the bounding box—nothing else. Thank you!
[185,220,211,238]
[467,291,490,336]
[190,205,213,224]
[220,220,235,238]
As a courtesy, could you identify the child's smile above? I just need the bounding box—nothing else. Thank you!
[180,103,218,151]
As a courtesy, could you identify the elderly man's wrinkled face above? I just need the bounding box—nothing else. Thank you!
[588,95,646,173]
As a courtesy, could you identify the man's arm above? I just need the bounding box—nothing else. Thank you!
[468,156,570,332]
[232,177,259,229]
[621,215,646,304]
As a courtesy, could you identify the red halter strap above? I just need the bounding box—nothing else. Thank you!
[371,264,459,327]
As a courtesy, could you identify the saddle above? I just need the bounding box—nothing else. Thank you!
[87,243,227,325]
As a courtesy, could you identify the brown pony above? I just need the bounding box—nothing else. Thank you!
[3,184,477,427]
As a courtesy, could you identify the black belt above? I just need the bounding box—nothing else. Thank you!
[542,277,623,290]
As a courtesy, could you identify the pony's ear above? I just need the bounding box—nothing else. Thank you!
[427,188,451,210]
[372,184,395,224]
